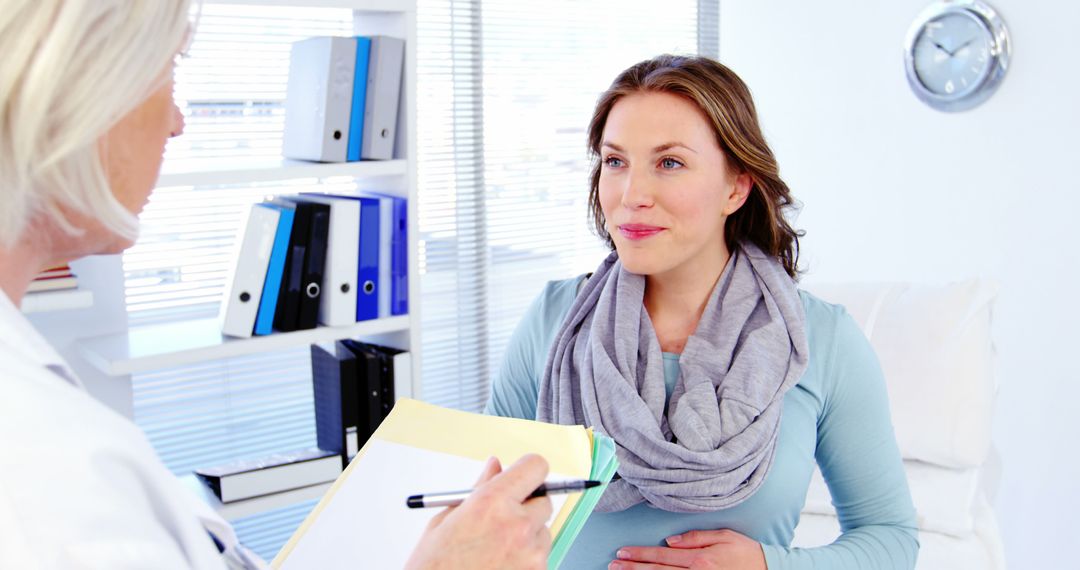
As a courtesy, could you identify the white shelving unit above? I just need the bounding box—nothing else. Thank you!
[72,0,420,521]
[80,315,410,376]
[21,289,94,315]
[157,158,407,188]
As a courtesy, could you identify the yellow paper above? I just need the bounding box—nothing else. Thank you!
[274,399,594,567]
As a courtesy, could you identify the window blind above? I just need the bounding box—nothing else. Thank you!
[417,0,712,412]
[125,4,356,560]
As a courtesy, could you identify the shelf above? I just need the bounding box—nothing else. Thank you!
[206,0,412,11]
[156,158,408,188]
[21,289,94,315]
[180,473,332,521]
[78,315,410,376]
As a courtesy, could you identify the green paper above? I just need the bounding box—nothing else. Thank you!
[548,433,619,570]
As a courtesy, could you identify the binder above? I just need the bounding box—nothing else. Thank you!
[360,36,405,160]
[357,193,403,318]
[346,37,372,162]
[376,196,393,317]
[389,197,408,316]
[311,343,361,467]
[220,204,280,338]
[273,399,619,570]
[274,198,328,332]
[340,339,385,442]
[283,36,358,163]
[341,341,411,412]
[296,194,359,327]
[254,204,295,336]
[270,199,304,333]
[357,197,381,321]
[319,194,381,321]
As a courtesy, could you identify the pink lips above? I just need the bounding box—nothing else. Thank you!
[618,223,665,241]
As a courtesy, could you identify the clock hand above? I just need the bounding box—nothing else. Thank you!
[953,38,976,54]
[931,40,951,56]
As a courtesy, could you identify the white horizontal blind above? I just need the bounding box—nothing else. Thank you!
[417,0,704,412]
[125,4,356,561]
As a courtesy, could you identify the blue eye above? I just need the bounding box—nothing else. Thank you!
[660,157,684,169]
[604,156,625,168]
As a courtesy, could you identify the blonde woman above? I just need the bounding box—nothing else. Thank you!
[0,1,550,568]
[487,55,920,569]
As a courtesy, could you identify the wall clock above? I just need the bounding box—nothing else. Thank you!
[904,0,1011,112]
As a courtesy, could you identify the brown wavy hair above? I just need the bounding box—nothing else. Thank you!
[587,55,803,278]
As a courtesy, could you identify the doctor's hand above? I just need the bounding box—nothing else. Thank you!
[404,454,553,570]
[609,529,766,570]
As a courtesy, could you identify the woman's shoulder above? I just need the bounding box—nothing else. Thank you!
[797,289,885,404]
[526,274,588,328]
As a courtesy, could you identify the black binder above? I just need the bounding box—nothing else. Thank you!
[271,199,303,332]
[311,343,360,468]
[275,198,330,331]
[340,340,404,433]
[339,340,387,439]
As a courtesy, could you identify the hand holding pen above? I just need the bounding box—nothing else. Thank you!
[403,454,555,570]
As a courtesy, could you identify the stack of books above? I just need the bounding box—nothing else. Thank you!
[282,35,405,163]
[218,193,407,338]
[28,264,79,294]
[193,340,409,504]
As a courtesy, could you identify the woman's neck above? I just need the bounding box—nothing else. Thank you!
[0,235,55,307]
[643,244,732,354]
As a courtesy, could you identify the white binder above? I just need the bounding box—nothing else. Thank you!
[220,204,280,338]
[361,36,405,160]
[376,196,393,317]
[283,36,358,163]
[298,195,360,327]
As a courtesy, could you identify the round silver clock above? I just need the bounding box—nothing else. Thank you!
[904,0,1011,112]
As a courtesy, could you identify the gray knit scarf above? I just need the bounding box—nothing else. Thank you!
[536,243,808,513]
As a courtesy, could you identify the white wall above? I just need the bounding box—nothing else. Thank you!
[719,1,1078,567]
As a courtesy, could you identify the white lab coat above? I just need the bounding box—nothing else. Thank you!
[0,291,264,569]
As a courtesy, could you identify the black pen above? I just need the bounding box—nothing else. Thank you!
[406,479,602,509]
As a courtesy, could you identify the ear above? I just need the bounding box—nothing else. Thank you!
[722,172,753,216]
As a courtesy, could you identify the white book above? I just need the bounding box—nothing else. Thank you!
[220,204,280,338]
[360,36,405,160]
[195,448,342,503]
[283,36,358,163]
[298,195,360,326]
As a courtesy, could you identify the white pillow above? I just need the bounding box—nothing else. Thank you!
[802,281,998,469]
[801,461,980,537]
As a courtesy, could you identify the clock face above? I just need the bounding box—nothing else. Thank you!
[912,12,993,98]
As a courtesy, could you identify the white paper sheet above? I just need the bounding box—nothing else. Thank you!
[279,439,571,569]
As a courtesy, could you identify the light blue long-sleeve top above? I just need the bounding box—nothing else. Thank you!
[485,276,919,569]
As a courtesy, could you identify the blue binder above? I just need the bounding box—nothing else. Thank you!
[254,203,295,335]
[390,197,408,316]
[356,197,381,321]
[347,37,372,162]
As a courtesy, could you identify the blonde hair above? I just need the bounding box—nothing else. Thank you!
[0,0,192,248]
[587,55,803,278]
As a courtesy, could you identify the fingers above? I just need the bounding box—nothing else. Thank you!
[608,561,683,570]
[478,453,550,501]
[473,456,503,486]
[614,546,697,568]
[665,529,736,549]
[522,495,554,526]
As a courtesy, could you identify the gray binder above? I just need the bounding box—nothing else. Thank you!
[361,36,405,160]
[283,36,357,163]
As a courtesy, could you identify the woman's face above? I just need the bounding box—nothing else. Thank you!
[598,91,750,279]
[87,62,184,253]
